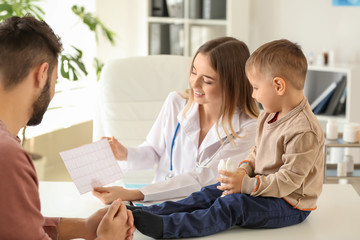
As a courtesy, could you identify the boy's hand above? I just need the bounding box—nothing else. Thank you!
[217,168,247,195]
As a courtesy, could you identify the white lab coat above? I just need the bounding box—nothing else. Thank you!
[126,92,257,201]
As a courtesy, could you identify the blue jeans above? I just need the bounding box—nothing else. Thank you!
[142,183,310,238]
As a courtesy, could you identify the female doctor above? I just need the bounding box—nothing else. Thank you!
[93,37,259,204]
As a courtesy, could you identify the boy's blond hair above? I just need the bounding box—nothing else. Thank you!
[245,39,307,90]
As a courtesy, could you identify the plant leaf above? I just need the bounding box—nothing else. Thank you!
[71,4,116,45]
[59,47,88,81]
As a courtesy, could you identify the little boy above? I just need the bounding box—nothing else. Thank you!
[129,39,325,238]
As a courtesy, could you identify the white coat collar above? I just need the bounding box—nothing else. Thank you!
[177,102,200,148]
[177,103,242,152]
[199,109,242,152]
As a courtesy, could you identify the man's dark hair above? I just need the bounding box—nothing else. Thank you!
[0,15,62,90]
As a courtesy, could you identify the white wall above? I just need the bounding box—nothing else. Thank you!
[249,0,360,65]
[95,0,147,64]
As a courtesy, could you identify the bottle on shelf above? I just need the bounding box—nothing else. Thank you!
[323,49,329,66]
[337,158,347,177]
[328,50,335,66]
[343,122,360,143]
[326,119,338,140]
[345,155,354,176]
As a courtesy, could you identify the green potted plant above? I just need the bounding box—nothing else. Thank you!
[0,0,116,179]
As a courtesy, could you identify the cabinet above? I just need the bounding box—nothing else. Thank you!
[304,65,360,130]
[324,137,360,184]
[306,65,360,171]
[146,0,250,56]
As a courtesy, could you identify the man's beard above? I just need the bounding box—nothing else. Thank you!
[27,77,51,126]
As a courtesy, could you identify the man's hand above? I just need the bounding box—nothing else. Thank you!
[96,199,135,240]
[83,207,108,239]
[217,168,247,195]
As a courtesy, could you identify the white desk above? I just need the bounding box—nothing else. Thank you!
[39,182,360,239]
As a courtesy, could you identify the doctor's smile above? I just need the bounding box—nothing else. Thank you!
[194,91,204,96]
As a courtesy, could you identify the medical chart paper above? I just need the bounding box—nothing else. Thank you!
[59,139,123,194]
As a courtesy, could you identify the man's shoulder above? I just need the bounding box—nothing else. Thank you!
[0,129,20,149]
[0,131,28,168]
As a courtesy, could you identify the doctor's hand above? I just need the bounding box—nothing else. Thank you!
[92,186,144,204]
[102,136,128,160]
[216,168,247,196]
[96,199,136,240]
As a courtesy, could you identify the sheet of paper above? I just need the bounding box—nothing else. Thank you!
[59,139,124,194]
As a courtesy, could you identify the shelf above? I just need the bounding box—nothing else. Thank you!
[326,164,360,177]
[324,137,360,183]
[308,64,354,73]
[148,17,227,26]
[316,114,346,123]
[305,65,360,130]
[148,17,185,24]
[325,167,360,183]
[325,137,360,148]
[187,19,227,26]
[326,172,360,178]
[146,0,250,56]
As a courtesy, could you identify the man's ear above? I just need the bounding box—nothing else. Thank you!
[272,77,286,96]
[35,62,49,89]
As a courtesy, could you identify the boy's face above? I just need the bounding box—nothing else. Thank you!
[247,67,280,113]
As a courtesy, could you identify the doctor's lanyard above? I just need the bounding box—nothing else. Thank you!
[166,122,180,180]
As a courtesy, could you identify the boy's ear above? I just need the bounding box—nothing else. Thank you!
[35,62,49,89]
[272,77,286,96]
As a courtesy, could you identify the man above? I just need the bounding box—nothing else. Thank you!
[0,16,134,239]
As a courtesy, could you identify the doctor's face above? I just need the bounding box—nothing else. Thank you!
[190,53,222,107]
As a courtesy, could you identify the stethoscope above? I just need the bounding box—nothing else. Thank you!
[165,122,180,180]
[165,122,230,180]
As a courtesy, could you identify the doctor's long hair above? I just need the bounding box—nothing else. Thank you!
[182,37,259,145]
